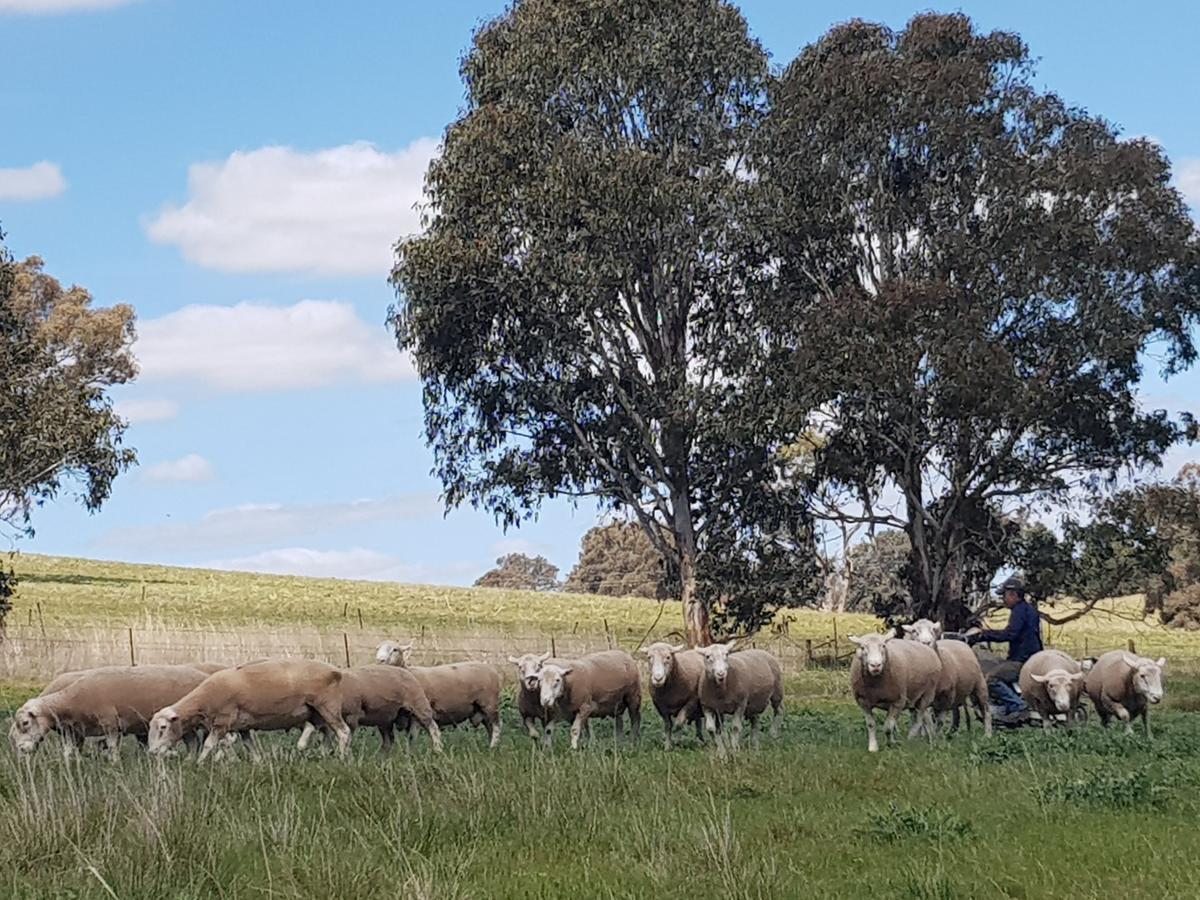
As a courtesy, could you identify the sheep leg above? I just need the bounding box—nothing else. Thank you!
[103,732,121,761]
[425,720,444,753]
[570,705,594,750]
[906,711,925,740]
[750,715,763,750]
[729,706,746,751]
[523,716,540,741]
[861,706,879,753]
[974,680,993,738]
[612,711,623,748]
[704,708,725,755]
[197,729,225,763]
[921,706,936,746]
[542,721,554,750]
[379,724,395,752]
[297,722,319,751]
[769,697,783,738]
[486,709,501,749]
[1142,709,1152,740]
[1112,703,1133,736]
[883,704,903,744]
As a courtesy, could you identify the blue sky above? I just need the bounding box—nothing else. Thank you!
[2,0,1198,585]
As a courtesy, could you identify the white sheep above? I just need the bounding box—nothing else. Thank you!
[1085,650,1166,737]
[641,642,705,748]
[535,650,641,749]
[507,651,572,742]
[849,634,941,752]
[296,665,443,752]
[10,665,210,758]
[147,658,351,760]
[694,642,784,753]
[376,641,501,748]
[1018,649,1087,731]
[902,619,992,737]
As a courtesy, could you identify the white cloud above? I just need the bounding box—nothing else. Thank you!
[143,454,215,484]
[0,161,65,200]
[98,494,439,552]
[1177,159,1200,209]
[134,299,412,391]
[203,547,480,583]
[145,139,436,276]
[0,0,137,13]
[114,397,179,424]
[490,537,538,557]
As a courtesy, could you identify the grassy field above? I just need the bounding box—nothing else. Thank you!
[3,553,1200,898]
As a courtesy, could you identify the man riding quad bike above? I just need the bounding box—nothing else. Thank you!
[947,577,1044,728]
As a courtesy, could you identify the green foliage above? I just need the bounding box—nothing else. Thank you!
[859,803,973,844]
[473,553,560,592]
[564,521,672,600]
[760,13,1200,627]
[0,237,137,538]
[844,529,910,615]
[1032,767,1170,810]
[390,0,819,641]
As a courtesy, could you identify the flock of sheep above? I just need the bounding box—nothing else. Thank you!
[852,619,1168,752]
[7,639,782,759]
[6,624,1167,760]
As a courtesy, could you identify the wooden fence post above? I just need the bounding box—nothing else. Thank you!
[832,618,839,662]
[128,628,136,666]
[1127,638,1136,654]
[36,602,46,637]
[551,634,557,657]
[805,639,813,666]
[357,608,364,630]
[343,633,351,667]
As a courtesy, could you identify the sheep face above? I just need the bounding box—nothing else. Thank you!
[147,708,183,754]
[696,641,738,686]
[901,619,940,648]
[375,641,413,667]
[1124,654,1166,704]
[1030,670,1084,713]
[8,702,48,754]
[537,665,572,708]
[508,652,552,692]
[850,634,890,676]
[643,642,686,687]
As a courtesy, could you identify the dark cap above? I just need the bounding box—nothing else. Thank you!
[997,576,1026,596]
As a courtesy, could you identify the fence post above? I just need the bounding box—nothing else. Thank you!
[357,608,364,630]
[343,633,351,667]
[832,618,839,662]
[36,602,46,637]
[805,639,813,667]
[128,628,136,666]
[551,634,557,657]
[1127,638,1136,654]
[1084,637,1089,658]
[604,619,614,649]
[342,602,348,618]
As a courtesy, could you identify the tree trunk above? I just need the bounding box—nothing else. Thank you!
[680,549,710,647]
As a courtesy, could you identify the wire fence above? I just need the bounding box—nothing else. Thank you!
[2,617,1191,683]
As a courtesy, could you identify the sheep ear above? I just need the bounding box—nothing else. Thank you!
[1030,673,1049,684]
[400,642,413,651]
[671,643,686,653]
[901,624,915,634]
[1068,672,1085,683]
[724,639,737,651]
[1156,657,1167,669]
[933,623,943,637]
[848,635,863,647]
[558,665,574,675]
[507,656,521,665]
[1122,652,1141,668]
[537,652,551,663]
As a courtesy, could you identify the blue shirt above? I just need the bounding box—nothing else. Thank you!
[979,600,1043,663]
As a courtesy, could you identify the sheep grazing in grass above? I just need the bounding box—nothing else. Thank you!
[1018,650,1087,731]
[849,634,941,752]
[10,665,210,758]
[1085,650,1166,737]
[694,642,784,753]
[508,651,573,742]
[147,658,351,761]
[298,665,442,753]
[536,650,641,750]
[902,619,992,738]
[641,642,705,748]
[376,641,502,748]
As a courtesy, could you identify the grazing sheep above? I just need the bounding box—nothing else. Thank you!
[507,651,572,742]
[641,642,705,748]
[902,620,992,738]
[10,665,210,758]
[1085,650,1166,737]
[375,641,502,748]
[536,650,641,750]
[849,634,941,752]
[694,642,784,752]
[298,665,442,752]
[147,658,351,760]
[1018,650,1086,731]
